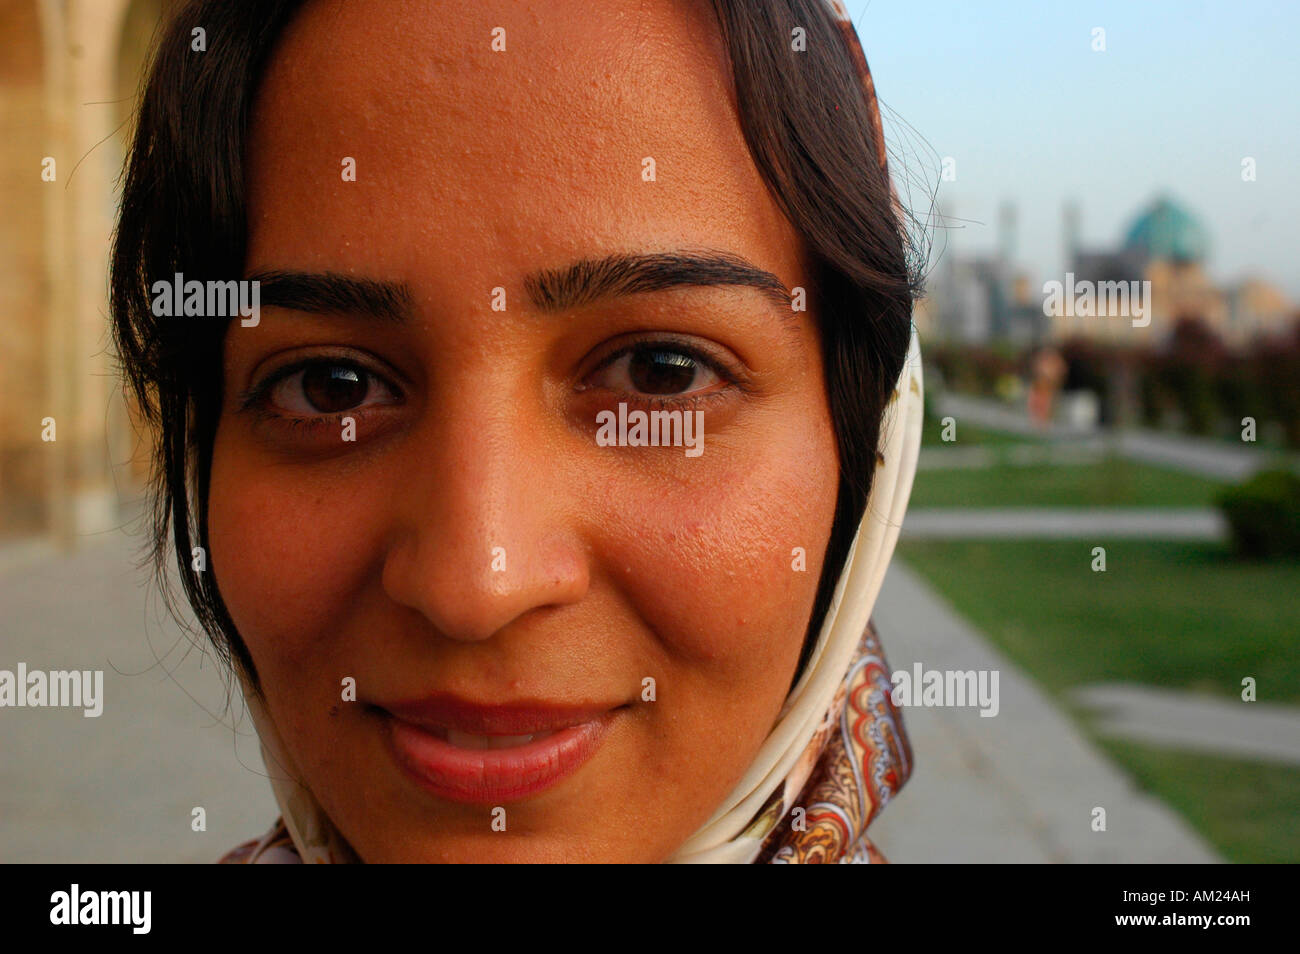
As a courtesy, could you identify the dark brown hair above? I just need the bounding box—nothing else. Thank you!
[111,0,921,692]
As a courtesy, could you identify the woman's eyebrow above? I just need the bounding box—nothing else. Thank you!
[247,270,413,322]
[524,250,791,313]
[246,250,791,322]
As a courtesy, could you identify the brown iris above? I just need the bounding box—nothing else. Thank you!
[302,364,367,413]
[628,349,697,395]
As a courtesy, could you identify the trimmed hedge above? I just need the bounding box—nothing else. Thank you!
[925,317,1300,447]
[1217,469,1300,559]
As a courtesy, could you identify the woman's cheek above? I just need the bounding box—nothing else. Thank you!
[207,441,382,665]
[596,418,836,676]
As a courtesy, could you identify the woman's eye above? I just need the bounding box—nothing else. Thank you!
[592,346,723,397]
[264,361,400,416]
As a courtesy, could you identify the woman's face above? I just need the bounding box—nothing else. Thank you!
[208,0,839,862]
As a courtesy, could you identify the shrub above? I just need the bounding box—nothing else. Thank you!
[1217,469,1300,558]
[1254,329,1300,449]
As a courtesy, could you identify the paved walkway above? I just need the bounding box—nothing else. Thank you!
[938,392,1281,481]
[902,507,1226,540]
[867,561,1220,863]
[0,529,278,863]
[1072,684,1300,767]
[0,523,1225,864]
[939,392,1095,440]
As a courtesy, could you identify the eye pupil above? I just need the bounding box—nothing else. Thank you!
[628,349,696,395]
[302,364,366,413]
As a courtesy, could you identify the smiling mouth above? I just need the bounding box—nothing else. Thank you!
[378,696,622,804]
[430,728,560,750]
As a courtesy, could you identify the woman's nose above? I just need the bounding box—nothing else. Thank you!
[378,395,590,643]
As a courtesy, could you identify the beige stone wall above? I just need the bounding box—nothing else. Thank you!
[0,0,49,536]
[0,0,172,547]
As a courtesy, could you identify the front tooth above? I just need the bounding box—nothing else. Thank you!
[442,730,557,749]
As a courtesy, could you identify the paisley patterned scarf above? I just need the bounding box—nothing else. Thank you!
[222,0,922,865]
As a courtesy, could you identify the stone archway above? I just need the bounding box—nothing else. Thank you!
[0,0,50,538]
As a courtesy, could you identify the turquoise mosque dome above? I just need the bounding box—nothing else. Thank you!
[1123,196,1210,263]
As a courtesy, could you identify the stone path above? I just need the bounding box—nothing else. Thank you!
[901,507,1226,540]
[0,518,1232,864]
[0,529,278,863]
[938,392,1282,481]
[867,561,1221,862]
[1072,683,1300,767]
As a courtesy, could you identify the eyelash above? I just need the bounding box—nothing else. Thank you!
[583,339,745,410]
[237,356,402,427]
[238,338,744,431]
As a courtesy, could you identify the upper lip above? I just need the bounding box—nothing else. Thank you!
[382,693,617,735]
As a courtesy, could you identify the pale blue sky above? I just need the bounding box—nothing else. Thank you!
[844,0,1300,297]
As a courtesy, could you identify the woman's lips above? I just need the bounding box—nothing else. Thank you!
[381,696,617,804]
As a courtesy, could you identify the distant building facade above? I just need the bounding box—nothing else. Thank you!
[924,194,1293,350]
[1051,195,1292,348]
[926,200,1043,346]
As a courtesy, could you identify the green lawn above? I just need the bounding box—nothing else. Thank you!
[920,417,1040,448]
[909,456,1227,508]
[1093,739,1300,864]
[898,540,1299,701]
[898,539,1300,861]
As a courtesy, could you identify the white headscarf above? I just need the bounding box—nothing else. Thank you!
[668,332,923,862]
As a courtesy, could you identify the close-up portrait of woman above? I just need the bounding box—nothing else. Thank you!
[10,0,1289,904]
[108,0,923,864]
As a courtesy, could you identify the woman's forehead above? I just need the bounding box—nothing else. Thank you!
[244,0,803,284]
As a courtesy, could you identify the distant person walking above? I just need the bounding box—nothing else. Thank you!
[1028,346,1067,428]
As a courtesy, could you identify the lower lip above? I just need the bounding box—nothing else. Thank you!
[385,713,613,804]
